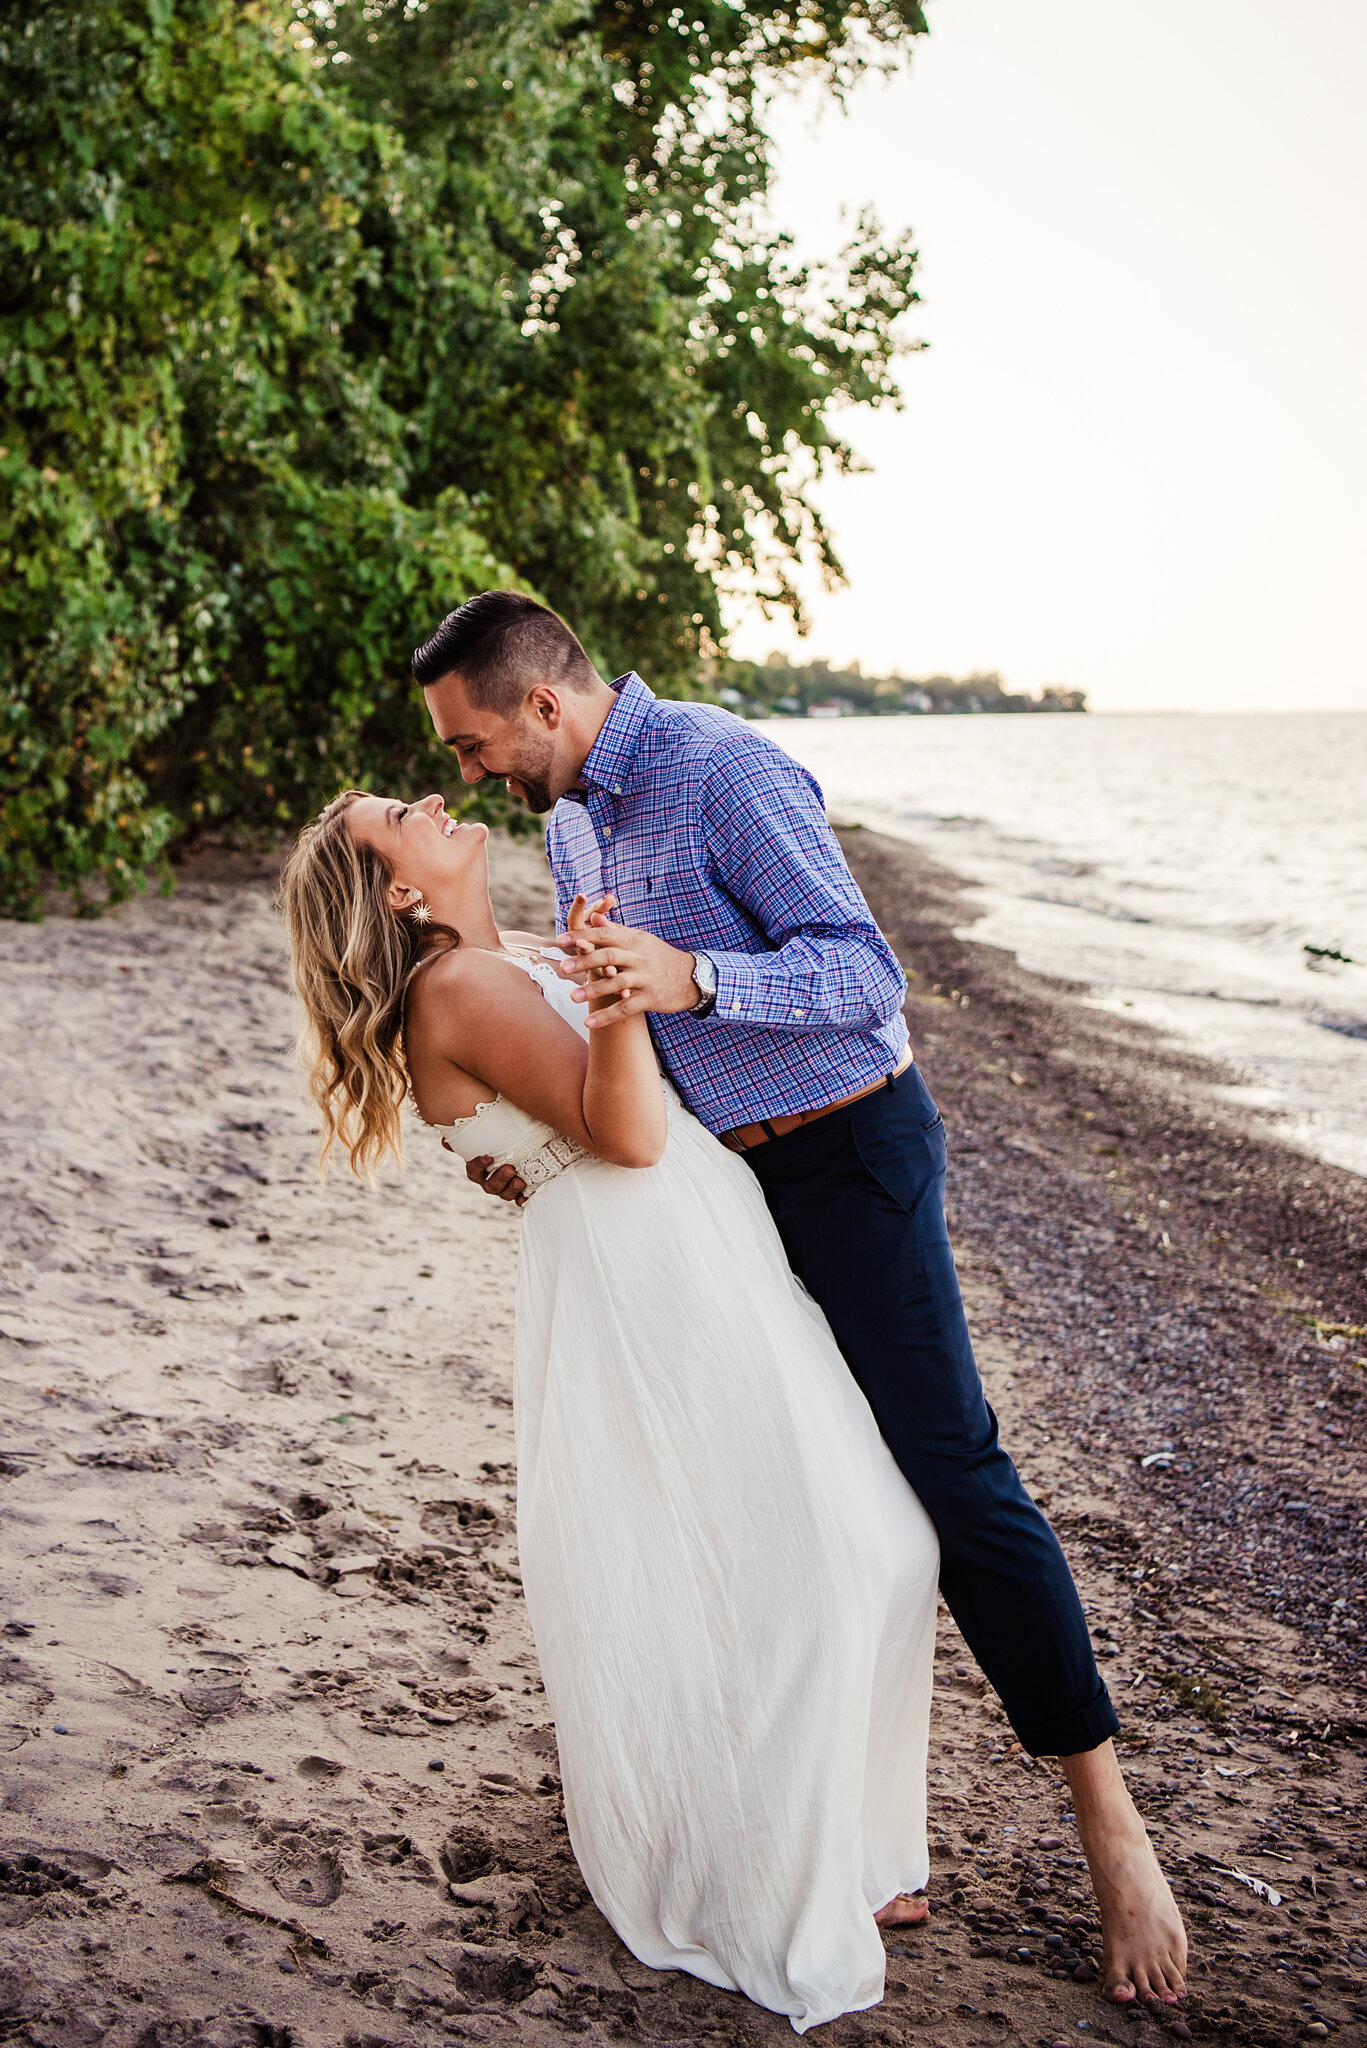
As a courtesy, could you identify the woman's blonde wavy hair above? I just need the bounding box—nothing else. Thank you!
[278,790,457,1182]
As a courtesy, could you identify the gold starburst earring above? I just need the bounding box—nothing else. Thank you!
[410,894,433,926]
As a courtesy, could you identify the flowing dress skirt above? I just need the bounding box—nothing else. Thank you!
[511,1096,940,2033]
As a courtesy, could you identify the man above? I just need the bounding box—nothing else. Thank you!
[412,589,1187,2008]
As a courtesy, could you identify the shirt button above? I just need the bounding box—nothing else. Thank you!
[602,825,612,838]
[792,1009,804,1020]
[730,1002,741,1014]
[613,786,623,796]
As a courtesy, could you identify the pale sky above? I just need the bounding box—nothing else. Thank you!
[726,0,1367,712]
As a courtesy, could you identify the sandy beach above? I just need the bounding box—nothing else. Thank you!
[1,825,1364,2048]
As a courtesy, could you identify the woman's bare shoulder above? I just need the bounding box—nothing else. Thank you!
[409,945,530,1007]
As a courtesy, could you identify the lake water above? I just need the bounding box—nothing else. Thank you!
[760,711,1367,1178]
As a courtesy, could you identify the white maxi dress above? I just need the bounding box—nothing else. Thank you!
[428,953,940,2033]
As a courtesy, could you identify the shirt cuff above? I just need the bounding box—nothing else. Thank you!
[709,951,820,1028]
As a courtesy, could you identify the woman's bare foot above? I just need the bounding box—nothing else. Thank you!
[874,1891,930,1930]
[1062,1741,1188,2005]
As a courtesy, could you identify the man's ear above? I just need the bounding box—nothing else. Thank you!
[526,685,563,729]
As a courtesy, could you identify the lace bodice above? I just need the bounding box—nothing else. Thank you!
[421,951,590,1194]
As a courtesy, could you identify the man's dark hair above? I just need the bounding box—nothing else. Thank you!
[411,590,599,718]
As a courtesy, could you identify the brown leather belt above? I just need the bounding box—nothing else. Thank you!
[720,1050,913,1153]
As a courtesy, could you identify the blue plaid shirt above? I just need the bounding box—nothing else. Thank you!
[545,673,909,1134]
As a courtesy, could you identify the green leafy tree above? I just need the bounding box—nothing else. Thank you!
[1,0,925,916]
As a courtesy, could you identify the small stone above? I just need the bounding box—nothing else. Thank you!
[428,1758,445,1771]
[53,1723,70,1735]
[1170,2026,1192,2043]
[1037,1835,1064,1850]
[278,1958,297,1975]
[1300,1973,1322,1988]
[1304,2026,1330,2041]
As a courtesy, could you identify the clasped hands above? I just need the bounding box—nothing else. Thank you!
[464,894,702,1204]
[551,893,702,1026]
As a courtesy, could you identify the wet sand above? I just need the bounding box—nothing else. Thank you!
[0,825,1363,2048]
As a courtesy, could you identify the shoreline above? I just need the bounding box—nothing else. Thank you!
[833,808,1367,1187]
[840,826,1365,1671]
[0,831,1363,2048]
[760,709,1367,1187]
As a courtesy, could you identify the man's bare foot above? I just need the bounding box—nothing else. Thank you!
[1062,1741,1188,2005]
[874,1892,930,1930]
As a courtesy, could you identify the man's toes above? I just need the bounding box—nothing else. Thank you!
[1102,1968,1137,2004]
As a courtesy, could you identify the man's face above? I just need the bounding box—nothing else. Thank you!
[423,671,568,815]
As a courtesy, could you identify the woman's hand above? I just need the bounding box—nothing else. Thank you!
[563,893,624,1012]
[555,914,703,1025]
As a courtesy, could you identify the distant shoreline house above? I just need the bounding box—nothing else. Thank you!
[712,657,1087,720]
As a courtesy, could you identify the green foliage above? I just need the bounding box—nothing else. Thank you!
[1,0,925,915]
[716,657,1090,718]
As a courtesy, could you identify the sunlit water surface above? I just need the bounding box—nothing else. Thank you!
[759,712,1367,1177]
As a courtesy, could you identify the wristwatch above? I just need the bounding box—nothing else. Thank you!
[688,951,718,1018]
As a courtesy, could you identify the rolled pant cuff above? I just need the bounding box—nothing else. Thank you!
[1013,1682,1120,1759]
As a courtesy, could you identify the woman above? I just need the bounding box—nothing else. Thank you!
[279,789,941,2034]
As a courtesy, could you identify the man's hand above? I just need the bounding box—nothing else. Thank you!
[464,1154,527,1205]
[554,918,702,1028]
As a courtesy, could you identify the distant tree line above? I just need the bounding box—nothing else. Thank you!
[715,657,1088,718]
[0,0,926,916]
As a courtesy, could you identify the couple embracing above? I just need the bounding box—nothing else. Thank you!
[281,590,1186,2032]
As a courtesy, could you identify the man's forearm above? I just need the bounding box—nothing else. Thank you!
[703,932,907,1033]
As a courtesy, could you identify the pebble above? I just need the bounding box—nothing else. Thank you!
[427,1758,445,1772]
[1304,2029,1329,2043]
[53,1723,70,1735]
[278,1959,297,1975]
[1037,1835,1064,1850]
[1170,2026,1192,2043]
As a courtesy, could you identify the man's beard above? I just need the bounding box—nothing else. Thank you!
[506,728,557,814]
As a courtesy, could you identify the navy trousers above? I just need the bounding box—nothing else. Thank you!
[743,1060,1118,1758]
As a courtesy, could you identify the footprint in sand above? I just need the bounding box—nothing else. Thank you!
[438,1823,498,1885]
[419,1497,502,1542]
[267,1837,345,1908]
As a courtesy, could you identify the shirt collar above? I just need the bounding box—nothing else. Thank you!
[576,672,655,798]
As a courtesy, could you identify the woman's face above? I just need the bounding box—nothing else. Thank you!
[346,792,489,910]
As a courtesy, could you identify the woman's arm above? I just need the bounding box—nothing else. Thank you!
[407,915,667,1169]
[572,895,667,1167]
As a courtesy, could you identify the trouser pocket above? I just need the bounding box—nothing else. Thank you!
[848,1076,944,1215]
